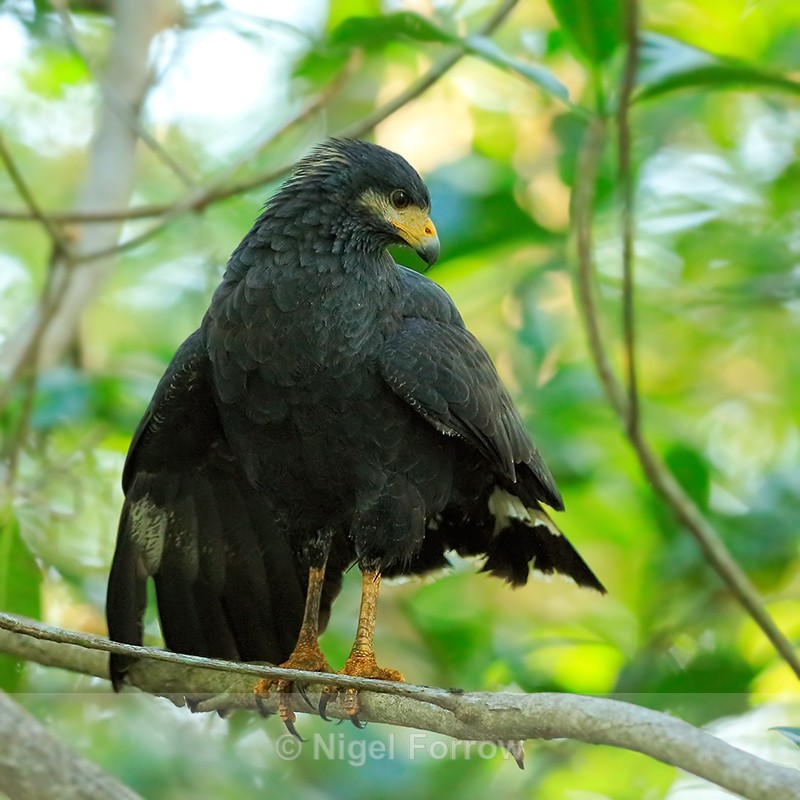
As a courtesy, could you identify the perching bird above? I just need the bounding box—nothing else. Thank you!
[106,138,604,725]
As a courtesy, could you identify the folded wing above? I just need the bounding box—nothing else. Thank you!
[106,331,337,687]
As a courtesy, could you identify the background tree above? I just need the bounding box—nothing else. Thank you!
[1,0,799,797]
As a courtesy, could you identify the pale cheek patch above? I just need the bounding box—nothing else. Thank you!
[358,189,393,220]
[357,189,433,243]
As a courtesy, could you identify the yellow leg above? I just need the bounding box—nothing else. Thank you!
[322,570,403,720]
[254,564,332,729]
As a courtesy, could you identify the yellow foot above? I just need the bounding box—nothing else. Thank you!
[253,641,332,735]
[319,651,404,724]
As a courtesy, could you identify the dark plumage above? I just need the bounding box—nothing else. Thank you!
[106,138,603,697]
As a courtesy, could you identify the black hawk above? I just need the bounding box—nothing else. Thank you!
[107,138,604,724]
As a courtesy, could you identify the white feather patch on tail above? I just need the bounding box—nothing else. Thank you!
[487,487,563,537]
[528,506,564,538]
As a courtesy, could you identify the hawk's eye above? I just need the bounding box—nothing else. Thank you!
[390,189,411,209]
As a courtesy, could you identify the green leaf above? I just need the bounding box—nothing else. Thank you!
[293,48,351,84]
[326,0,382,32]
[327,12,575,108]
[22,46,89,99]
[772,727,800,747]
[0,507,43,692]
[664,445,710,512]
[636,33,800,101]
[547,0,624,65]
[465,35,572,104]
[330,11,452,49]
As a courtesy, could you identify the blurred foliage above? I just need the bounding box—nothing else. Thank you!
[1,0,800,797]
[0,505,42,691]
[774,727,800,747]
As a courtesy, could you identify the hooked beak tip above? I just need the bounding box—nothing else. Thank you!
[416,234,440,267]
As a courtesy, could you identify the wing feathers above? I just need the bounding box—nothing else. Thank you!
[379,317,562,505]
[106,330,311,687]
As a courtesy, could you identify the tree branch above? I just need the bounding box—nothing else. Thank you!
[0,690,142,800]
[617,0,640,438]
[0,135,76,482]
[0,613,798,800]
[53,0,195,190]
[0,135,72,258]
[570,2,800,681]
[66,61,358,266]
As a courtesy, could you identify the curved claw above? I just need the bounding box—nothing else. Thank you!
[283,718,306,742]
[254,693,273,719]
[318,690,332,721]
[349,714,366,729]
[296,683,316,711]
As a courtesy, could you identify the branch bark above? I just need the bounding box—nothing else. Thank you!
[0,613,798,800]
[0,690,142,800]
[0,136,73,257]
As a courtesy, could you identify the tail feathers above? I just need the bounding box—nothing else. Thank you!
[106,470,309,690]
[477,459,602,589]
[106,505,149,691]
[384,484,604,593]
[481,494,605,591]
[215,476,305,662]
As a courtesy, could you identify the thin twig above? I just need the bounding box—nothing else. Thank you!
[0,69,350,227]
[69,70,355,265]
[0,250,78,476]
[618,0,640,437]
[0,139,75,477]
[570,57,800,678]
[0,136,72,257]
[340,0,519,139]
[573,115,622,416]
[212,57,359,190]
[52,0,195,190]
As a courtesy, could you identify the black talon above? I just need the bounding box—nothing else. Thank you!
[255,693,273,718]
[318,692,332,721]
[349,715,366,729]
[296,683,315,711]
[284,719,306,742]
